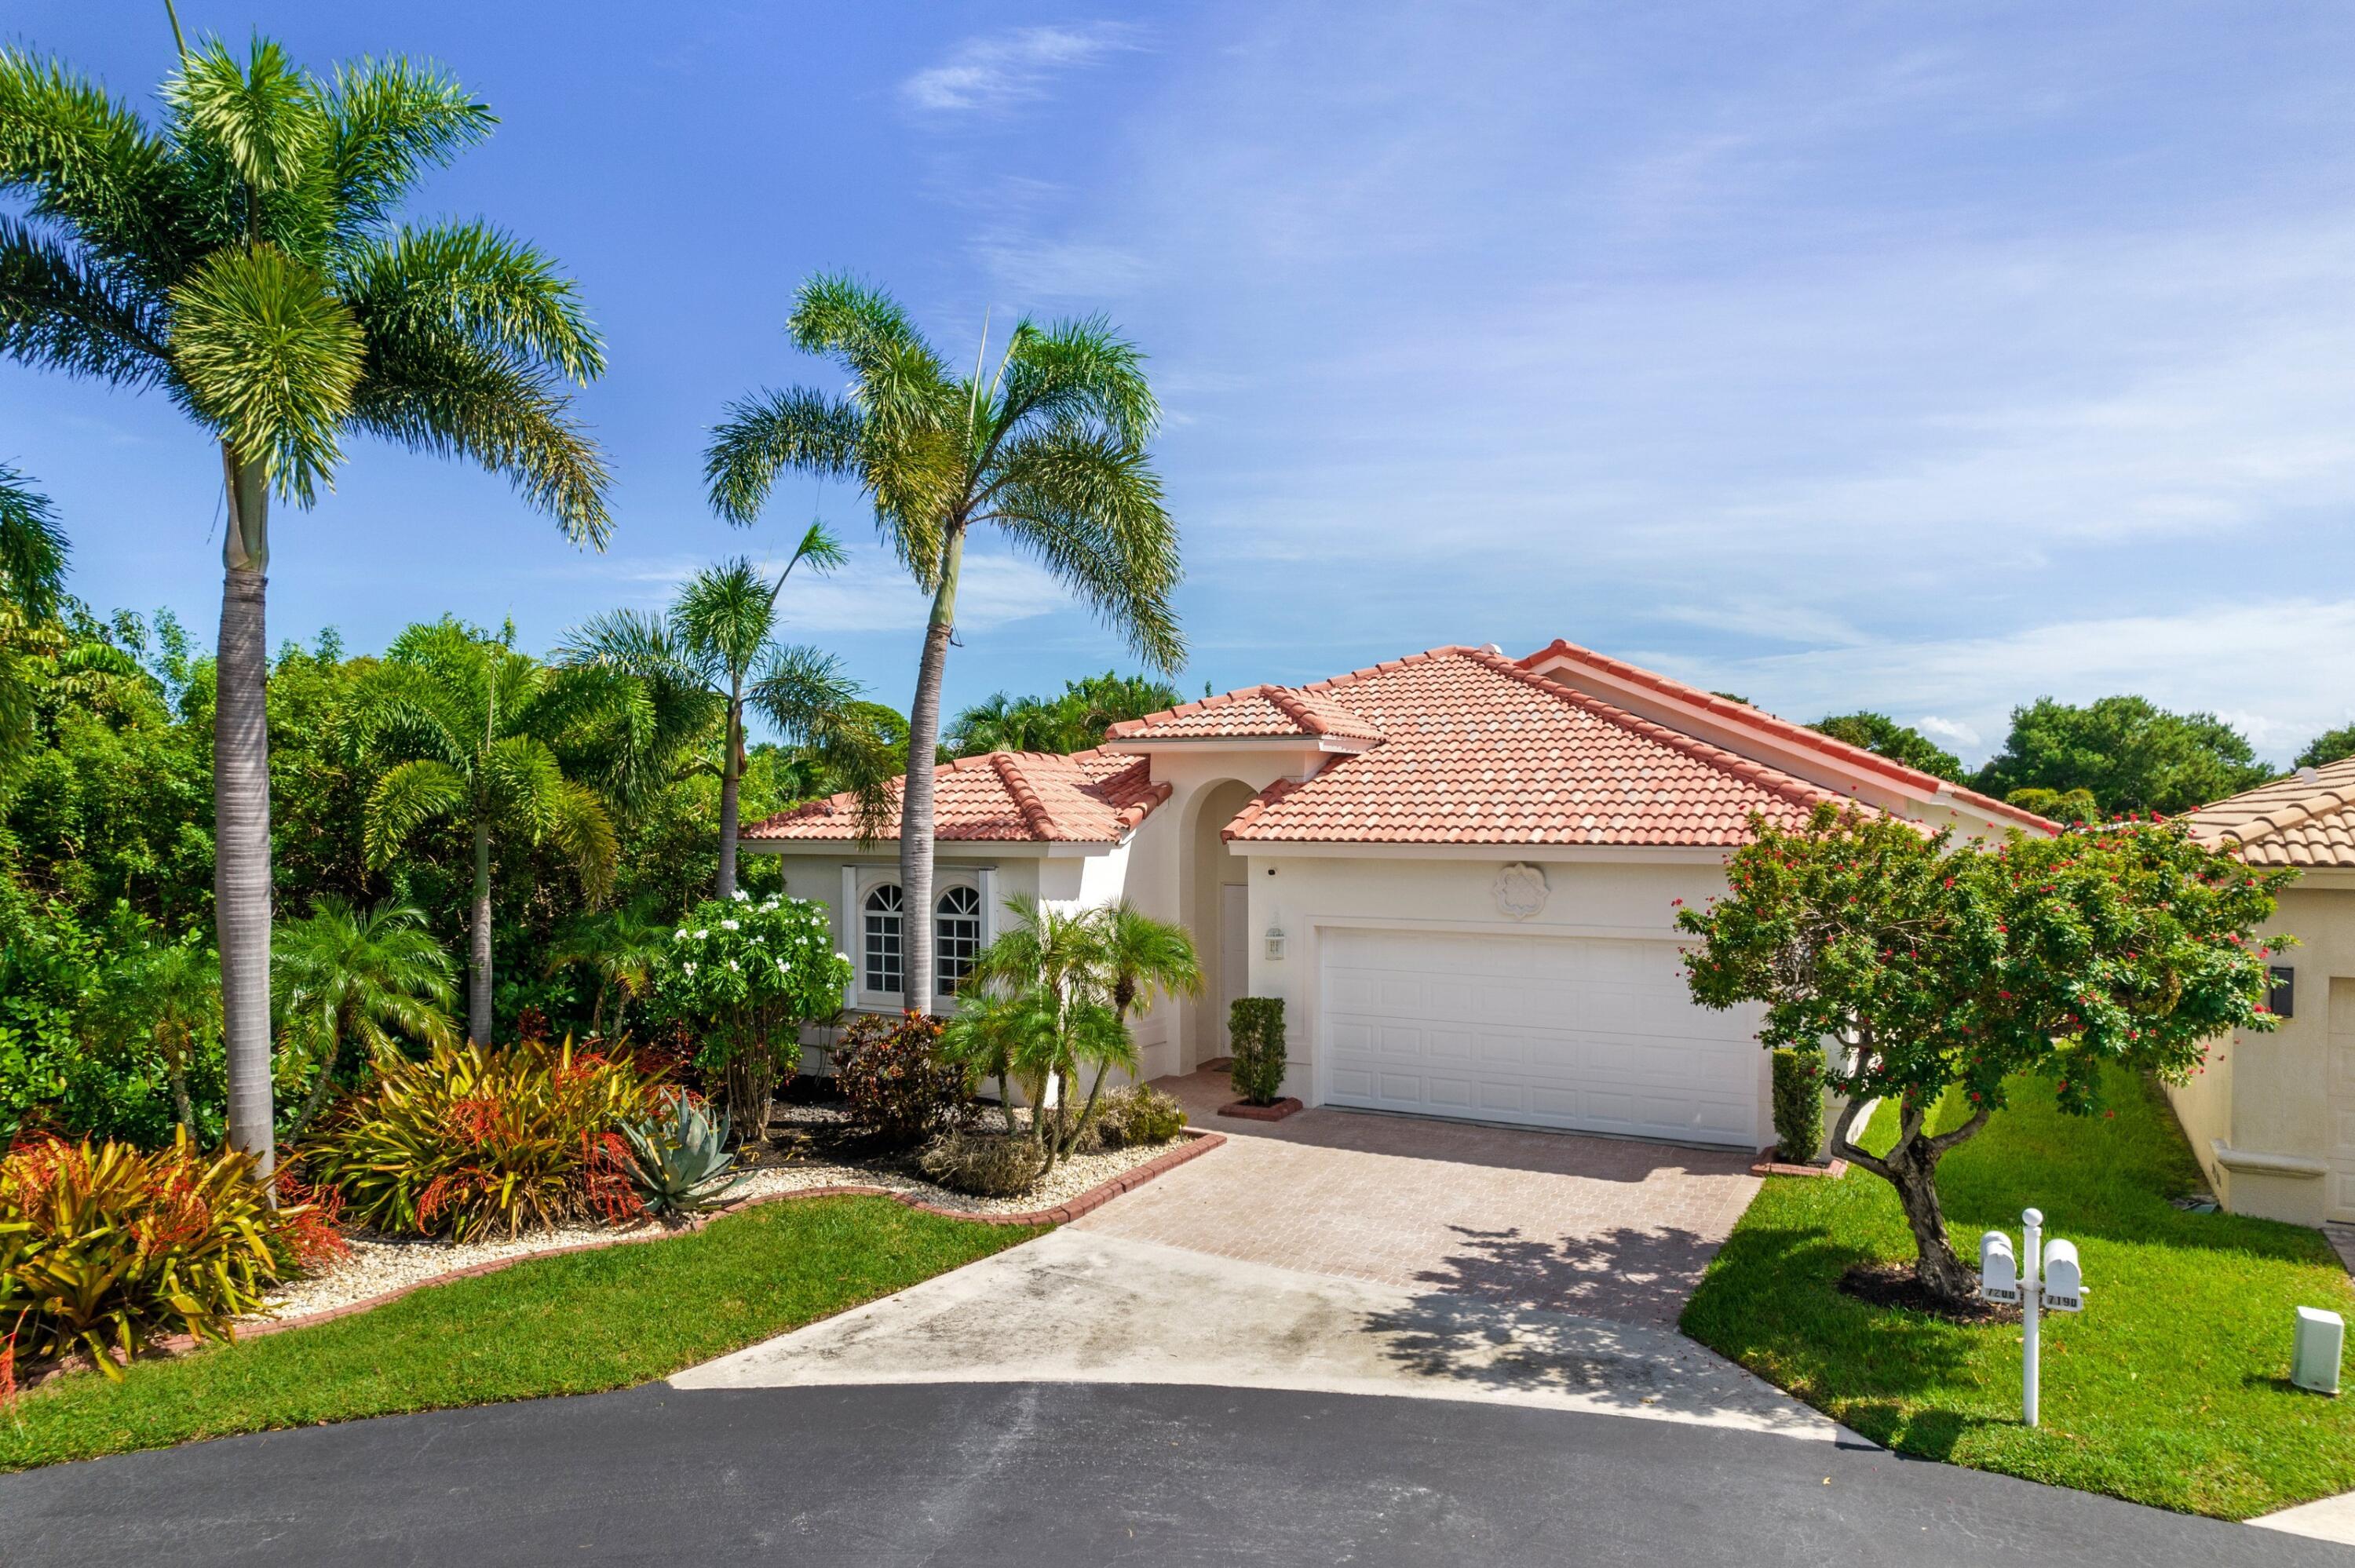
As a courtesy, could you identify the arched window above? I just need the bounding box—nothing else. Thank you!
[863,884,904,995]
[937,885,982,997]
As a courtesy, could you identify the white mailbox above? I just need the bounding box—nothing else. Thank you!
[1980,1231,2019,1304]
[2042,1239,2083,1313]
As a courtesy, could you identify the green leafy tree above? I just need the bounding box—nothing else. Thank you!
[2002,786,2100,826]
[0,35,611,1172]
[949,670,1181,757]
[352,621,620,1045]
[649,892,849,1140]
[1678,803,2288,1304]
[1812,711,1964,783]
[90,928,220,1133]
[1973,696,2270,818]
[544,902,670,1041]
[2295,725,2355,771]
[564,531,882,898]
[273,897,457,1144]
[704,275,1183,1009]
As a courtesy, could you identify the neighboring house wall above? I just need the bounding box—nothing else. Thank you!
[2171,880,2351,1227]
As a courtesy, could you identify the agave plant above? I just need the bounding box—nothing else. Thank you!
[620,1092,745,1222]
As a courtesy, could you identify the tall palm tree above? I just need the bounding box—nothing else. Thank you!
[544,902,670,1041]
[0,38,610,1172]
[352,620,619,1045]
[704,276,1182,1009]
[273,898,457,1144]
[563,528,879,897]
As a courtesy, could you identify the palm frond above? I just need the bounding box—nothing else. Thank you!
[0,463,68,619]
[322,58,493,240]
[989,428,1184,671]
[703,385,861,525]
[997,315,1159,447]
[168,241,365,504]
[0,48,192,286]
[545,774,620,902]
[747,643,860,744]
[341,220,603,381]
[674,556,781,680]
[363,757,468,865]
[164,36,327,198]
[349,331,611,543]
[0,215,171,383]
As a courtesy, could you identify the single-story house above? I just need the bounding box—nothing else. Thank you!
[2170,757,2355,1225]
[743,639,2047,1151]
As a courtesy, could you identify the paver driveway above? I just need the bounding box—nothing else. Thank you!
[1079,1068,1763,1326]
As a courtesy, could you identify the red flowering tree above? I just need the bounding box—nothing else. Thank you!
[1678,802,2289,1304]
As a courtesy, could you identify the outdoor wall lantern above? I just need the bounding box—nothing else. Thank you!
[1980,1207,2084,1427]
[1265,924,1287,961]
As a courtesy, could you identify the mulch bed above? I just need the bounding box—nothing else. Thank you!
[1838,1261,2020,1325]
[1218,1096,1302,1122]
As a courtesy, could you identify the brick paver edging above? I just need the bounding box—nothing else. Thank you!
[1748,1155,1849,1179]
[31,1129,1228,1380]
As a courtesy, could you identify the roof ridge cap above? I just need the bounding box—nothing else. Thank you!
[1259,684,1335,735]
[987,751,1057,838]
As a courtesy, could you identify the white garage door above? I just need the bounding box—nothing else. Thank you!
[1322,927,1760,1146]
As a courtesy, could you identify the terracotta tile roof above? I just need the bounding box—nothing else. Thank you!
[1105,684,1386,743]
[743,748,1170,844]
[1222,646,1855,846]
[2184,757,2355,867]
[1518,636,2056,834]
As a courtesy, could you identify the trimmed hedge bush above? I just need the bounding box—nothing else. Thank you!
[1096,1084,1187,1147]
[920,1130,1046,1197]
[1229,997,1287,1105]
[1770,1045,1825,1162]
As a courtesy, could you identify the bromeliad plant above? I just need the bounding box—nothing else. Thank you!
[304,1037,655,1241]
[1678,802,2291,1306]
[1,1129,344,1378]
[651,893,851,1143]
[619,1091,743,1222]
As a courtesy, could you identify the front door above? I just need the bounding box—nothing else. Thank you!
[1218,883,1250,1056]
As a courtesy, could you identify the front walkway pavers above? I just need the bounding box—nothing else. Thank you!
[671,1227,1840,1439]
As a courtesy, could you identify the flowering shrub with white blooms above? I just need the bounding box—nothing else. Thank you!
[650,895,850,1135]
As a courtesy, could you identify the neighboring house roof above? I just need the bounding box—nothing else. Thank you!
[2183,757,2355,868]
[1517,636,2055,834]
[1105,684,1386,743]
[1223,646,1853,847]
[742,748,1170,844]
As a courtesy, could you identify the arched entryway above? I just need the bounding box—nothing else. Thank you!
[1181,779,1259,1070]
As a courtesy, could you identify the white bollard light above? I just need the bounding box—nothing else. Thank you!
[2293,1307,2344,1395]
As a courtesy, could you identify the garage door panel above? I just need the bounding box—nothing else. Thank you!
[1323,928,1758,1147]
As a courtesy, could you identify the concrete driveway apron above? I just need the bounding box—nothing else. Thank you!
[676,1072,1838,1439]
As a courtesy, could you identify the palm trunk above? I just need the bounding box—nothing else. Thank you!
[215,448,275,1177]
[469,815,494,1045]
[282,1024,342,1147]
[717,687,743,899]
[166,1055,194,1134]
[900,526,962,1014]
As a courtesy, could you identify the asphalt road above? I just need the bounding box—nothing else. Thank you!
[2,1382,2336,1568]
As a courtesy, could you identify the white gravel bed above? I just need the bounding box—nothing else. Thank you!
[243,1125,1197,1327]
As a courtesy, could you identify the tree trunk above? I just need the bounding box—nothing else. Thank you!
[282,1025,342,1148]
[717,687,743,899]
[899,527,962,1014]
[1830,1089,1988,1305]
[215,447,275,1177]
[469,815,494,1045]
[724,1033,775,1148]
[166,1056,194,1134]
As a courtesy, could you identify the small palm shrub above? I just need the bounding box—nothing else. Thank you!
[1,1130,345,1379]
[1095,1084,1187,1147]
[305,1038,659,1241]
[833,1012,972,1147]
[1229,998,1287,1105]
[919,1129,1046,1198]
[1770,1046,1825,1163]
[621,1091,744,1222]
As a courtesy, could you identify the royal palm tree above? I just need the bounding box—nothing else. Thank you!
[544,902,670,1041]
[563,529,881,897]
[704,276,1182,1009]
[0,38,610,1171]
[352,620,619,1045]
[273,898,457,1144]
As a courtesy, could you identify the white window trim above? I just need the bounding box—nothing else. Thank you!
[848,867,986,1011]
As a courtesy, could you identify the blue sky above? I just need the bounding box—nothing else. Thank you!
[12,2,2355,765]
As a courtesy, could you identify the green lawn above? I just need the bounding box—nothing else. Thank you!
[1683,1071,2355,1519]
[2,1194,1042,1472]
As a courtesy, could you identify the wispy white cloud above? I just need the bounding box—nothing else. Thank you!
[902,24,1146,115]
[780,552,1068,635]
[1916,715,1982,750]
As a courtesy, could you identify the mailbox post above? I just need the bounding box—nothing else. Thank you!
[1980,1206,2083,1428]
